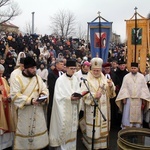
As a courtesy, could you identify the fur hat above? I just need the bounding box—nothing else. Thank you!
[91,58,103,69]
[24,57,36,69]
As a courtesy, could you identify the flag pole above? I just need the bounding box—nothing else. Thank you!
[98,11,102,58]
[134,7,138,62]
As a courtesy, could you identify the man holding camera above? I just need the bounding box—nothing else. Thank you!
[10,57,49,150]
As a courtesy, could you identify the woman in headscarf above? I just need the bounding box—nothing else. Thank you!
[16,52,26,67]
[41,46,50,60]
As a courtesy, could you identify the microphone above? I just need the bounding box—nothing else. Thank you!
[80,77,87,81]
[105,74,111,79]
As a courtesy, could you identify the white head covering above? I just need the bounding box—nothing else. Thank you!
[91,57,103,69]
[16,52,26,67]
[0,64,5,71]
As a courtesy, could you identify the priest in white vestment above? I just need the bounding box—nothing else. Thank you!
[49,60,81,150]
[144,70,150,128]
[10,57,49,150]
[80,58,116,150]
[116,62,150,129]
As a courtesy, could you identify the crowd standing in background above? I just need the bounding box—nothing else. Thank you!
[0,32,150,150]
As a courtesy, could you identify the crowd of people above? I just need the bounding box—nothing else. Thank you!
[0,32,150,150]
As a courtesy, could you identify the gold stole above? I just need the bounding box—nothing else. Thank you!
[0,78,15,132]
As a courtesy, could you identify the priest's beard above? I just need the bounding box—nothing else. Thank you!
[131,72,137,75]
[26,70,36,77]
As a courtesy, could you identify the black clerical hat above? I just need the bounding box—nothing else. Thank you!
[66,60,76,67]
[131,62,138,67]
[24,57,36,69]
[118,60,126,65]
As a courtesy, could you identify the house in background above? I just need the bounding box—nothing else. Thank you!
[111,32,121,44]
[0,22,19,33]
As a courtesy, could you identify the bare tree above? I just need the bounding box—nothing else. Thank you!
[0,0,21,24]
[76,24,86,39]
[50,9,76,38]
[24,22,32,34]
[23,21,38,34]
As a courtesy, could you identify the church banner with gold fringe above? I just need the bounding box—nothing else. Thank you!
[126,12,150,73]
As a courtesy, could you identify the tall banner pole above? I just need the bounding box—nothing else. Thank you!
[134,7,138,62]
[87,23,90,44]
[98,11,102,58]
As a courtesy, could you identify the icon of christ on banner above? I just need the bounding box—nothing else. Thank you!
[131,28,142,45]
[94,32,107,48]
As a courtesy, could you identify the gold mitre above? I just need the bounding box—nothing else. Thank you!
[91,57,103,69]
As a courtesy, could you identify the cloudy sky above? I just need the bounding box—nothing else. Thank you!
[12,0,150,41]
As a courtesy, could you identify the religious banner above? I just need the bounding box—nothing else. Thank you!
[89,22,112,62]
[126,12,150,73]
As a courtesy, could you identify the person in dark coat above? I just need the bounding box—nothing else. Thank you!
[115,61,129,91]
[32,44,40,60]
[5,52,16,80]
[47,58,64,132]
[114,60,129,126]
[8,37,18,54]
[102,62,121,128]
[0,40,6,58]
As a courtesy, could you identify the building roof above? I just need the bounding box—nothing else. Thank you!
[1,22,19,28]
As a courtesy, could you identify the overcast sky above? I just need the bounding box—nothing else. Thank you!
[12,0,150,42]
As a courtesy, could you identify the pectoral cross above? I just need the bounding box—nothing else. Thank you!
[100,84,105,94]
